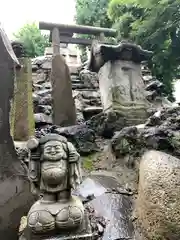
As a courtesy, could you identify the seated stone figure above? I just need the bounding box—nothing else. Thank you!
[26,134,84,234]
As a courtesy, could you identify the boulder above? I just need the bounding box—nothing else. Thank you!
[136,150,180,239]
[51,124,98,155]
[34,113,52,126]
[110,107,180,158]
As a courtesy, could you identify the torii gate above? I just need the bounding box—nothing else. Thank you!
[39,21,117,54]
[38,22,117,127]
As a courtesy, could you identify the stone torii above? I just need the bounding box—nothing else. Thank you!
[39,22,117,53]
[38,22,117,127]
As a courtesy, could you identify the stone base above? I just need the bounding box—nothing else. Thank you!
[106,106,148,127]
[19,213,92,240]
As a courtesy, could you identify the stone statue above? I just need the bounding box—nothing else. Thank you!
[26,133,84,234]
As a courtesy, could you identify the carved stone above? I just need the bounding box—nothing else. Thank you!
[88,41,152,125]
[26,134,86,238]
[0,25,34,239]
[88,41,153,73]
[51,55,76,126]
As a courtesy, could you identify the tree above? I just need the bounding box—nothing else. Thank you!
[108,0,180,97]
[75,0,112,28]
[75,0,114,62]
[14,23,50,58]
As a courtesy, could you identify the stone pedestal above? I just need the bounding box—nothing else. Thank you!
[98,60,148,125]
[19,213,92,240]
[51,54,76,126]
[11,58,34,140]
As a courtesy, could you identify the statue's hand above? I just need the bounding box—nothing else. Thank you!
[27,137,39,150]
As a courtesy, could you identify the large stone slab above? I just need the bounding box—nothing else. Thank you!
[11,58,34,140]
[0,25,34,239]
[51,55,76,126]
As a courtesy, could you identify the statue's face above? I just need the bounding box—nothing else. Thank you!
[43,141,64,161]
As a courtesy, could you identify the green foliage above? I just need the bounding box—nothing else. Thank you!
[14,23,50,58]
[108,0,180,97]
[75,0,180,96]
[75,0,115,61]
[82,155,95,171]
[75,0,112,28]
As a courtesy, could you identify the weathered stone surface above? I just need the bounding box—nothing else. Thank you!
[34,113,52,125]
[51,124,97,155]
[98,60,148,124]
[20,213,92,240]
[32,56,52,70]
[111,106,180,158]
[11,58,35,141]
[79,69,99,89]
[0,25,34,240]
[88,41,153,73]
[142,62,173,109]
[51,55,76,126]
[87,111,131,138]
[136,150,180,239]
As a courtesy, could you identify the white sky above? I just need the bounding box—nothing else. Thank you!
[1,0,76,39]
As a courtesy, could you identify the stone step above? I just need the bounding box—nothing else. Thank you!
[71,78,83,83]
[72,88,99,92]
[83,106,103,113]
[72,84,87,89]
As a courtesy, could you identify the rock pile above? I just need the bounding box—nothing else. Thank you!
[31,56,102,128]
[142,63,172,110]
[111,106,180,159]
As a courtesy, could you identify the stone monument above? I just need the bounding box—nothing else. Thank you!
[51,55,77,127]
[88,41,153,125]
[22,133,92,239]
[50,27,76,127]
[11,41,34,140]
[0,25,34,239]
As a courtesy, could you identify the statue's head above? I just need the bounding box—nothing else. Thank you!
[43,140,65,161]
[27,134,68,162]
[40,134,68,161]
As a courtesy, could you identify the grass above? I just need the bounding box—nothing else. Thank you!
[82,154,96,171]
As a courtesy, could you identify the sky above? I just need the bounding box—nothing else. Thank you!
[1,0,76,39]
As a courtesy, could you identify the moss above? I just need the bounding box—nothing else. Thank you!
[82,154,96,171]
[27,58,35,137]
